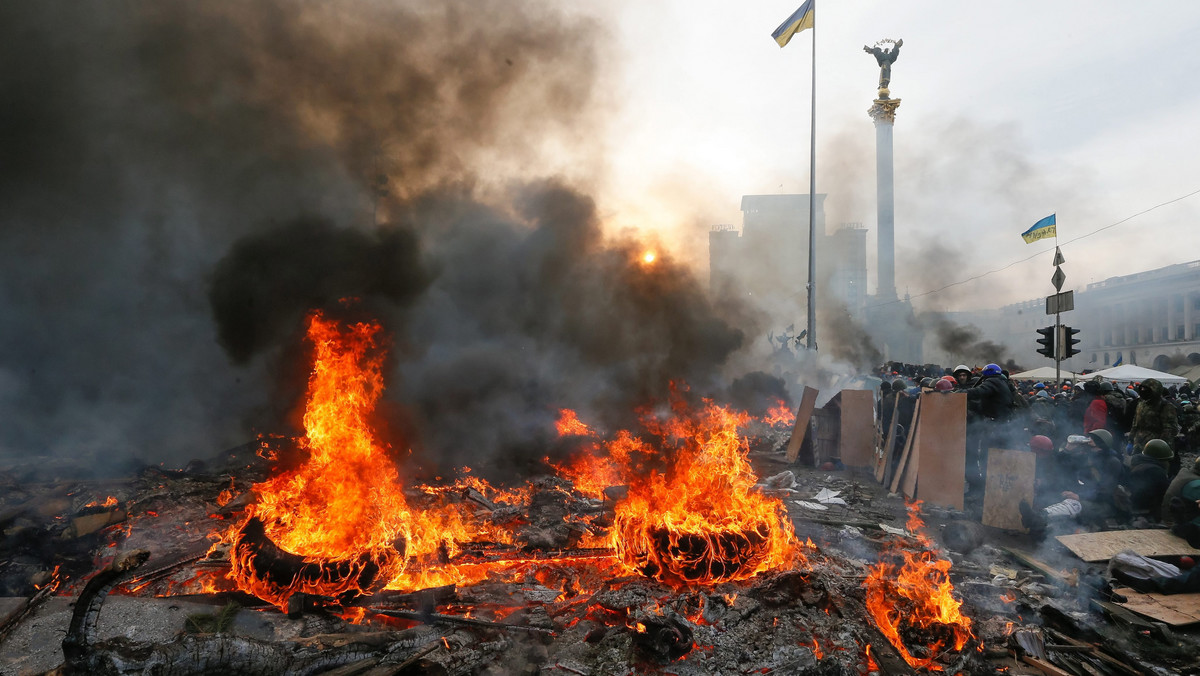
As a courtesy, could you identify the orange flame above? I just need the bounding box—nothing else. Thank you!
[555,408,595,437]
[608,393,800,585]
[863,501,974,670]
[762,399,795,427]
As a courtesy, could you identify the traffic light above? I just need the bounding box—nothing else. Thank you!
[1059,325,1081,359]
[1036,326,1055,359]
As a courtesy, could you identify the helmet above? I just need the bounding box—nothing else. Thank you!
[935,379,954,392]
[1143,438,1174,461]
[1036,390,1051,400]
[1087,429,1113,451]
[953,364,970,375]
[1099,381,1114,393]
[982,363,1002,377]
[1030,435,1054,453]
[920,377,935,388]
[1034,382,1045,390]
[892,379,907,392]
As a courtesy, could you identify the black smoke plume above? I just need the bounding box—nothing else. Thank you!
[0,0,619,467]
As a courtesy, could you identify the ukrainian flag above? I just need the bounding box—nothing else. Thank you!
[772,0,814,48]
[1021,213,1056,244]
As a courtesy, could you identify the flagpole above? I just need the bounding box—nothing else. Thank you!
[805,0,817,351]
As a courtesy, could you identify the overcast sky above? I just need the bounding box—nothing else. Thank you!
[582,1,1200,312]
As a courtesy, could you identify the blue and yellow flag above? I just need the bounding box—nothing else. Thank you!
[772,1,814,48]
[1021,213,1056,244]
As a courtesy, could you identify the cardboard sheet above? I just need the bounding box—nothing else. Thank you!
[982,448,1036,531]
[912,393,966,510]
[838,390,875,469]
[1056,529,1200,562]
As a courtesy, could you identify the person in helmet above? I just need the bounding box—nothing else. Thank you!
[952,364,973,388]
[1163,457,1200,526]
[963,363,1014,492]
[1021,432,1125,534]
[934,377,955,392]
[1130,379,1179,455]
[1124,438,1174,522]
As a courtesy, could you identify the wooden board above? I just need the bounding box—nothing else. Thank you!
[912,392,967,511]
[1056,529,1200,562]
[899,426,919,498]
[888,399,921,494]
[838,390,875,469]
[874,395,901,484]
[982,448,1036,531]
[1113,588,1200,626]
[784,386,819,463]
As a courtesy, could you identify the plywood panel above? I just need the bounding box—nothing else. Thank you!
[784,386,820,463]
[874,395,901,484]
[1115,589,1200,626]
[838,390,875,469]
[912,393,967,511]
[982,448,1036,531]
[1056,530,1200,562]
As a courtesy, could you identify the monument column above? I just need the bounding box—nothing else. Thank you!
[868,97,901,300]
[865,39,902,301]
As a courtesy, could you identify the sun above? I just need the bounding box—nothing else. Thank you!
[642,251,656,264]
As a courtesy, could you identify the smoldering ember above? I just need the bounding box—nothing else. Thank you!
[6,2,1200,676]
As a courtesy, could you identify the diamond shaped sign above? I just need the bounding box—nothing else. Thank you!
[1051,266,1066,291]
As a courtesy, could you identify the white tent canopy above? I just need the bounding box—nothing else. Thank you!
[1009,366,1080,381]
[1082,364,1188,386]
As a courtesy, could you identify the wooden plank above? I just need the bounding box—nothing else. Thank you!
[899,426,920,499]
[982,448,1036,531]
[888,399,921,494]
[1056,529,1200,563]
[1112,589,1200,626]
[874,395,901,484]
[838,390,875,469]
[784,386,819,464]
[911,392,966,510]
[1000,546,1069,584]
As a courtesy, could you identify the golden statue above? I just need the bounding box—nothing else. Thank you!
[864,39,903,99]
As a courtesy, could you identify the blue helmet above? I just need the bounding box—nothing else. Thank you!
[982,363,1002,377]
[1033,382,1045,390]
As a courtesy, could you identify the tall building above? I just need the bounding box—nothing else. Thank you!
[709,193,868,337]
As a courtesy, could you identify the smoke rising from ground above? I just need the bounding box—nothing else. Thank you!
[0,1,762,476]
[0,0,615,467]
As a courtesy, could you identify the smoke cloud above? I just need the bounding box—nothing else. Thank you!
[0,1,760,478]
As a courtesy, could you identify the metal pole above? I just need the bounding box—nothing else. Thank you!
[806,0,817,351]
[1055,310,1061,388]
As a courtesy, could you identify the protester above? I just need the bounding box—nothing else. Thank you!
[1130,379,1180,454]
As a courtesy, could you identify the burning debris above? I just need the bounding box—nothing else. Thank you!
[0,310,1007,675]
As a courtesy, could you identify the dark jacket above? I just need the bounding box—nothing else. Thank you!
[1132,379,1180,451]
[966,374,1013,421]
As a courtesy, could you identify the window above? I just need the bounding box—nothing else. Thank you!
[1104,331,1112,347]
[1178,325,1186,341]
[1104,352,1110,366]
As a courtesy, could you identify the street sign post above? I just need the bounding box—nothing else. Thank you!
[1045,290,1074,315]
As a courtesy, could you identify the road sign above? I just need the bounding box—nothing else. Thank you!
[1045,290,1074,315]
[1053,247,1065,266]
[1051,266,1066,291]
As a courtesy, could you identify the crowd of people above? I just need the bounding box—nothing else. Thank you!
[874,363,1200,546]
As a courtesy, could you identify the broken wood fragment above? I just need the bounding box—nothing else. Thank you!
[369,608,554,634]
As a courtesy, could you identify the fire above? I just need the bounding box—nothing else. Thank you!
[555,408,595,437]
[762,399,795,427]
[863,501,975,670]
[608,394,800,585]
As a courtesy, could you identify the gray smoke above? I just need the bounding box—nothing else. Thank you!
[0,1,756,477]
[0,0,610,467]
[920,313,1022,372]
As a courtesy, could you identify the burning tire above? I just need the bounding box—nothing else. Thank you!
[231,516,404,607]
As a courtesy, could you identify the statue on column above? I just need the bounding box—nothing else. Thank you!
[864,38,903,99]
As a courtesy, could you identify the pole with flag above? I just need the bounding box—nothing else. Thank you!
[772,0,817,351]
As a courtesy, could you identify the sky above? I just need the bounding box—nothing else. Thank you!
[587,1,1200,312]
